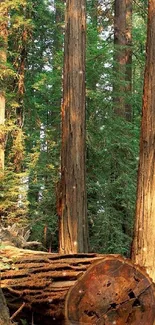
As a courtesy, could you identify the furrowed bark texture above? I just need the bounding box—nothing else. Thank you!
[1,247,155,324]
[59,0,88,254]
[131,1,155,283]
[0,246,106,324]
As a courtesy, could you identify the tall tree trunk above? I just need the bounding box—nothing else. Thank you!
[0,0,7,176]
[16,28,27,128]
[59,0,88,254]
[125,0,132,121]
[113,0,132,120]
[113,0,126,117]
[51,0,64,128]
[131,1,155,282]
[13,26,27,173]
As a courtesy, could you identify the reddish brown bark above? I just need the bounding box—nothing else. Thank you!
[113,0,126,117]
[1,247,155,324]
[125,0,132,121]
[59,0,88,254]
[132,1,155,282]
[0,246,105,324]
[66,256,155,325]
[113,0,133,120]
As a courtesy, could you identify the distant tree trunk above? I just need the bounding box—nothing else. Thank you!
[113,0,132,120]
[125,0,132,121]
[131,1,155,282]
[0,0,7,176]
[89,0,98,91]
[113,0,126,117]
[13,26,27,173]
[59,0,88,254]
[51,0,64,128]
[16,28,27,128]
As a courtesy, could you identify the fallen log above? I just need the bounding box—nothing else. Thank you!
[0,245,106,324]
[65,256,155,325]
[0,246,155,325]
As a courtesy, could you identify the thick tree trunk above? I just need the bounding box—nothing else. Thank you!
[1,247,155,324]
[59,0,88,254]
[131,1,155,283]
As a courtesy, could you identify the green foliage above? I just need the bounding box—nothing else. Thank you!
[132,10,147,118]
[1,0,147,255]
[87,113,139,255]
[86,0,145,255]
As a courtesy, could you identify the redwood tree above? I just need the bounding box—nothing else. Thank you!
[132,0,155,282]
[113,0,126,117]
[113,0,132,120]
[59,0,88,254]
[125,0,132,121]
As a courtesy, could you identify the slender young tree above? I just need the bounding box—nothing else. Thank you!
[132,0,155,282]
[59,0,89,254]
[0,0,7,176]
[0,6,11,319]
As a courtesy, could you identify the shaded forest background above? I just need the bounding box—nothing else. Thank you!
[0,0,147,255]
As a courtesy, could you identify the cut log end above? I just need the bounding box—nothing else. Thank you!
[65,256,155,325]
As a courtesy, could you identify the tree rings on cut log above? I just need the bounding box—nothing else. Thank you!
[65,256,155,325]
